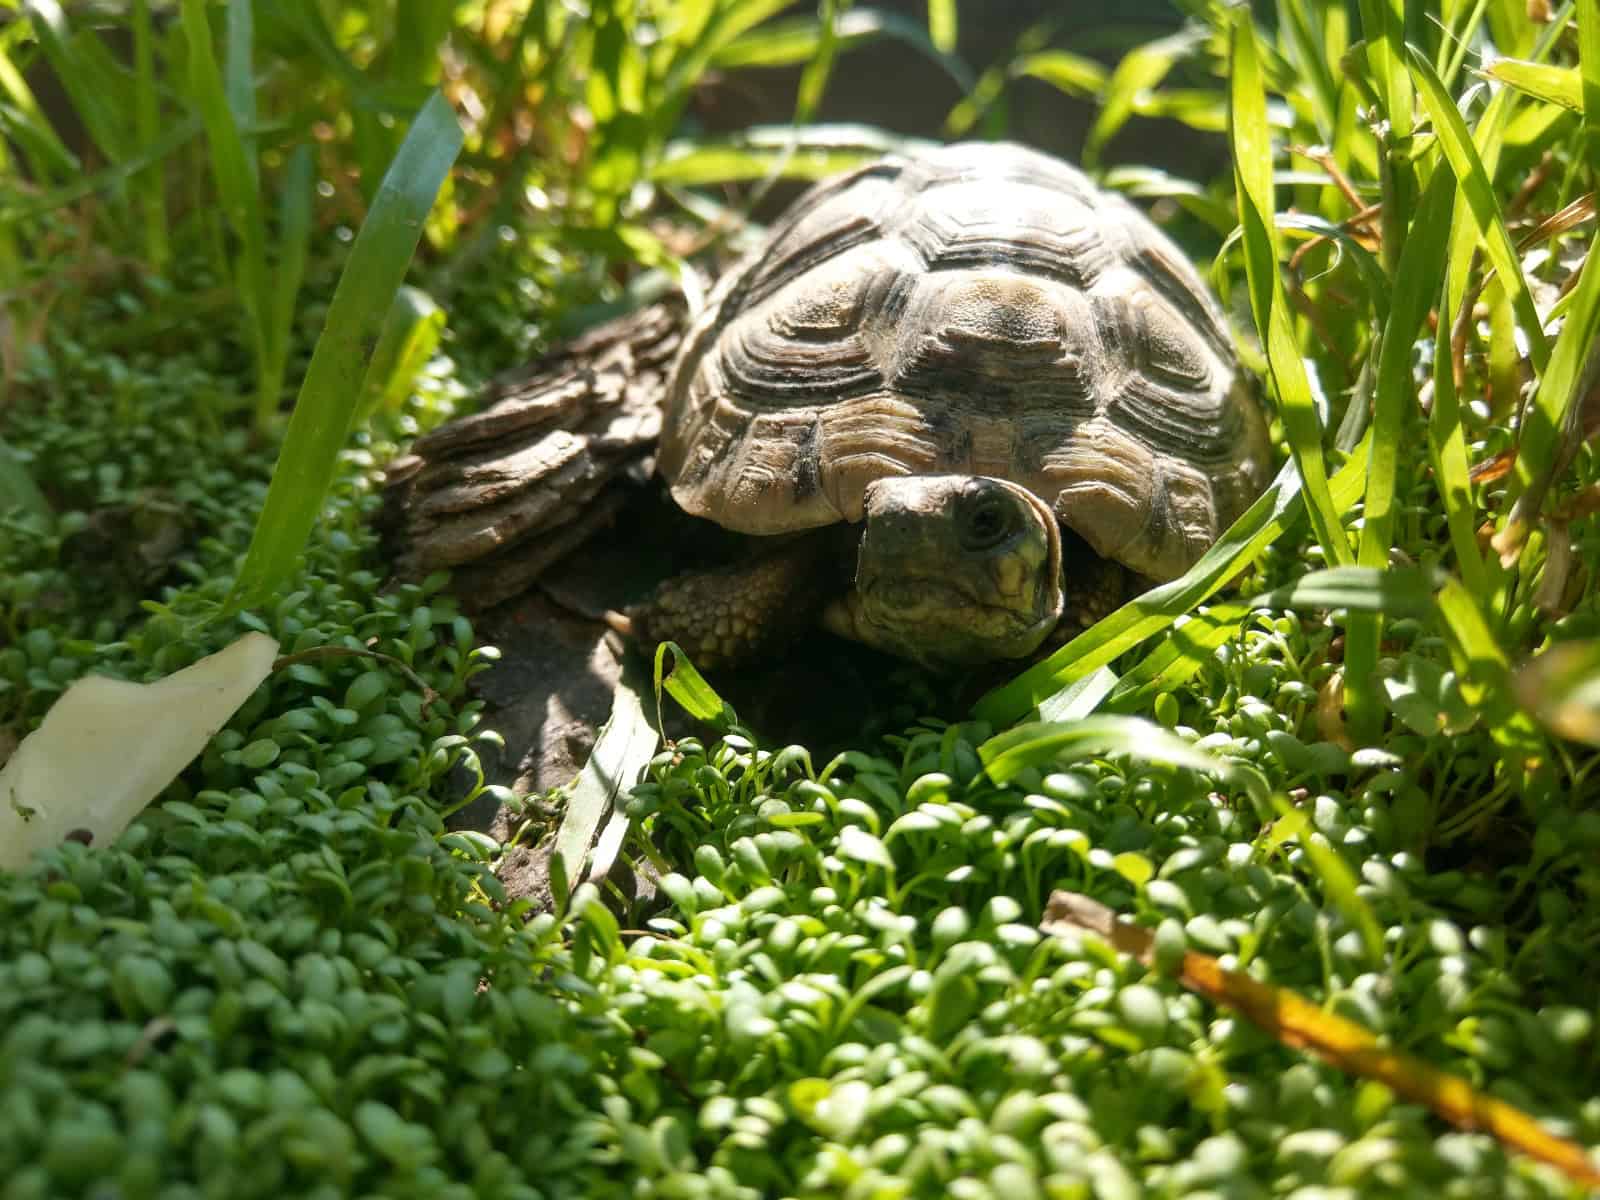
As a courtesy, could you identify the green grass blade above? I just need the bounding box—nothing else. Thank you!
[1490,0,1600,551]
[1264,790,1387,964]
[1440,0,1491,85]
[1250,566,1443,619]
[1344,169,1457,740]
[229,91,463,611]
[1435,578,1545,766]
[1038,667,1120,722]
[1407,44,1549,376]
[549,660,658,912]
[1084,28,1201,168]
[1497,227,1600,556]
[1428,272,1492,603]
[651,124,933,185]
[653,643,740,734]
[941,18,1051,137]
[1276,0,1340,138]
[711,8,973,91]
[1228,12,1352,570]
[180,0,270,423]
[357,285,445,421]
[663,0,796,99]
[926,0,956,54]
[980,717,1270,817]
[794,0,845,125]
[23,0,131,166]
[1102,166,1235,234]
[130,0,167,274]
[1011,49,1105,98]
[0,25,78,181]
[1357,0,1414,138]
[1483,59,1582,113]
[222,1,254,116]
[0,117,201,224]
[1583,0,1600,175]
[975,444,1371,727]
[1104,604,1250,716]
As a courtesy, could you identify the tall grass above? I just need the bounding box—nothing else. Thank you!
[986,0,1600,791]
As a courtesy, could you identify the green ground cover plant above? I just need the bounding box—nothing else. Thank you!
[4,0,1600,1196]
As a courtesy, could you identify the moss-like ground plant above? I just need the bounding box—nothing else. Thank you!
[4,0,1600,1197]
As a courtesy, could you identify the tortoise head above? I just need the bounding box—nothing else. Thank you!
[823,475,1063,666]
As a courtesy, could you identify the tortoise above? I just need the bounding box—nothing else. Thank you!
[385,141,1271,670]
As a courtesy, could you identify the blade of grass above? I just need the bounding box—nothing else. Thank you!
[794,0,848,126]
[651,124,934,185]
[1344,169,1457,741]
[980,716,1268,811]
[549,658,658,912]
[1427,84,1514,612]
[1102,166,1235,234]
[1085,27,1202,168]
[0,27,78,181]
[1495,239,1600,559]
[942,18,1052,137]
[1408,44,1550,376]
[1583,0,1600,176]
[711,7,973,91]
[1440,0,1491,86]
[1250,565,1443,619]
[180,0,270,427]
[356,285,445,421]
[229,91,463,611]
[1494,3,1600,557]
[926,0,956,54]
[1104,604,1250,716]
[1229,12,1352,570]
[1276,0,1340,139]
[653,642,740,734]
[224,0,257,185]
[23,0,132,167]
[1038,666,1120,723]
[975,442,1371,727]
[1012,48,1105,98]
[1483,59,1582,113]
[0,117,201,224]
[1435,578,1546,769]
[663,0,797,101]
[130,0,167,274]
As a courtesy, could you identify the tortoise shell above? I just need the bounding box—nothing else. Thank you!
[656,140,1271,582]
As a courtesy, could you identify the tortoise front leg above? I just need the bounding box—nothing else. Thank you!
[608,529,849,668]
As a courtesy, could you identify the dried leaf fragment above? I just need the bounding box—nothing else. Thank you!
[0,633,280,870]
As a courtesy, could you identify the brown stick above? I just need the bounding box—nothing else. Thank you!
[1041,891,1600,1191]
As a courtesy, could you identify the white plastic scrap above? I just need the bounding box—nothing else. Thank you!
[0,632,280,870]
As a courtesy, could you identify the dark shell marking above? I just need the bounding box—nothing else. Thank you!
[658,141,1271,582]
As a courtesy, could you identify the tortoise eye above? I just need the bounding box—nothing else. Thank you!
[961,493,1014,550]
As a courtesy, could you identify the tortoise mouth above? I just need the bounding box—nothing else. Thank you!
[858,573,1050,628]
